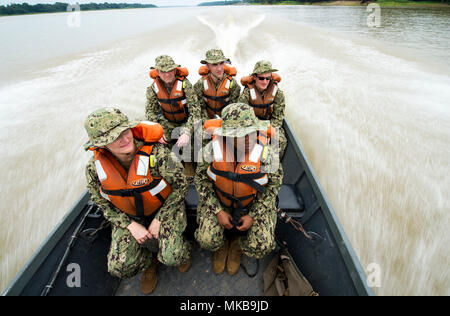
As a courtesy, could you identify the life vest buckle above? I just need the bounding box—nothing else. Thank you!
[227,172,241,182]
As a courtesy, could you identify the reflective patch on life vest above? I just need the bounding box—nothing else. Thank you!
[181,98,187,105]
[137,155,149,176]
[254,174,268,185]
[149,179,167,196]
[95,160,107,182]
[100,191,110,201]
[250,88,257,101]
[176,80,183,92]
[225,79,230,89]
[207,166,216,181]
[212,139,223,162]
[153,82,159,94]
[203,79,209,91]
[140,121,157,126]
[272,85,278,97]
[249,144,263,163]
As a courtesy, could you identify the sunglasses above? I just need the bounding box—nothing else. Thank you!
[257,76,271,81]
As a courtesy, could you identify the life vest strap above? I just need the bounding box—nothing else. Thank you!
[101,178,165,217]
[160,107,189,123]
[157,95,186,105]
[214,185,255,212]
[205,103,226,114]
[249,101,274,109]
[136,150,149,156]
[161,107,186,115]
[204,94,230,105]
[210,165,266,194]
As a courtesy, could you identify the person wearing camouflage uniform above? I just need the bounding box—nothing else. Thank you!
[193,49,241,122]
[194,103,283,276]
[84,107,191,294]
[145,55,200,150]
[239,60,287,158]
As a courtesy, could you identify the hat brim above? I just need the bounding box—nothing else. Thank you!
[150,64,181,72]
[200,58,231,65]
[84,120,139,150]
[213,120,270,138]
[252,68,279,75]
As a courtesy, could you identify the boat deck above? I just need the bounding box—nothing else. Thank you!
[2,120,373,296]
[115,182,301,296]
[116,242,276,296]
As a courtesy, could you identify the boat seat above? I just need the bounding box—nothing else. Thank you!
[185,184,303,214]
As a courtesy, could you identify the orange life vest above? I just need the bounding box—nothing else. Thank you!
[150,67,189,123]
[204,120,270,211]
[240,74,281,120]
[199,65,237,119]
[90,122,172,217]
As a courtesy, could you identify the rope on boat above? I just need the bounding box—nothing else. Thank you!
[277,208,313,240]
[40,203,97,296]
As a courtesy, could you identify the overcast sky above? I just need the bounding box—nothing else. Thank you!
[4,0,221,6]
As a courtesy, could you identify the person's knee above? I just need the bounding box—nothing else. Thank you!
[241,231,276,259]
[107,255,144,279]
[107,227,151,278]
[158,251,182,267]
[195,213,224,251]
[158,232,191,266]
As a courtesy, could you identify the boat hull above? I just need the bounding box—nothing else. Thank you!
[2,120,373,296]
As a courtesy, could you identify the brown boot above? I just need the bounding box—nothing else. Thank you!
[177,256,191,273]
[141,256,158,295]
[183,162,195,182]
[213,240,229,274]
[227,235,243,276]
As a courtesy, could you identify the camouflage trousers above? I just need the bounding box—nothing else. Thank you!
[278,127,287,159]
[194,204,277,259]
[107,210,191,279]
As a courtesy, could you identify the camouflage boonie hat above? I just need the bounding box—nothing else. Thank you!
[200,49,231,64]
[214,103,270,138]
[84,107,138,150]
[252,60,278,75]
[151,55,180,72]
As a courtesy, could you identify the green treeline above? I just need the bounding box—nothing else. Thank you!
[198,1,242,5]
[0,2,157,16]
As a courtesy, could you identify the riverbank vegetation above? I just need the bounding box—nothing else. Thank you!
[243,0,450,5]
[0,2,157,16]
[199,1,242,5]
[1,0,449,16]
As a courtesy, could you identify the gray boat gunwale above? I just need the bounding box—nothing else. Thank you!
[2,119,374,296]
[2,192,90,296]
[283,119,374,296]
